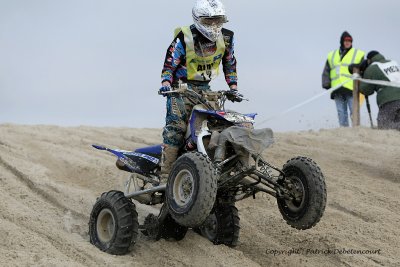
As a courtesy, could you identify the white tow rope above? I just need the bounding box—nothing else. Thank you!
[257,74,400,126]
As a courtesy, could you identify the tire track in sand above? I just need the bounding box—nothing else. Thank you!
[0,155,87,221]
[0,213,102,266]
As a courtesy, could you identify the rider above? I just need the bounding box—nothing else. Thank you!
[159,0,239,177]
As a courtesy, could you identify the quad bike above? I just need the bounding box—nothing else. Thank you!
[88,83,327,255]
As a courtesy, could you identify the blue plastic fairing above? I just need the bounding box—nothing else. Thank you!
[135,145,162,156]
[244,113,258,119]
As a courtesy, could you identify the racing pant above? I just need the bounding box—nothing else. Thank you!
[162,83,211,148]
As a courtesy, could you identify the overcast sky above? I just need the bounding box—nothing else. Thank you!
[1,0,399,132]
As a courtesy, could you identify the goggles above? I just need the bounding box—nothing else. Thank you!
[198,15,228,26]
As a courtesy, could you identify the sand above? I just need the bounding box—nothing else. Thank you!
[0,124,399,267]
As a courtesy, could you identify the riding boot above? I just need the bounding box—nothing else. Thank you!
[160,145,179,182]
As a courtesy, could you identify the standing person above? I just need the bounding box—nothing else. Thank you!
[159,0,239,177]
[322,31,365,127]
[360,51,400,130]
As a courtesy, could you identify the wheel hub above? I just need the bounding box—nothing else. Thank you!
[284,176,306,212]
[96,208,116,243]
[173,169,195,207]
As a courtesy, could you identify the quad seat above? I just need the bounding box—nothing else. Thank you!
[135,145,162,159]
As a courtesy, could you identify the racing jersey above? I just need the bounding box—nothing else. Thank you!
[161,24,237,86]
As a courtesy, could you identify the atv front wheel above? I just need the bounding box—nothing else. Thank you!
[89,191,139,255]
[277,157,326,230]
[166,152,218,227]
[199,203,240,247]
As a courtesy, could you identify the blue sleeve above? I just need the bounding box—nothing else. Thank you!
[222,34,238,86]
[161,32,186,84]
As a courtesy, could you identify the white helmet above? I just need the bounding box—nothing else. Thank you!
[192,0,228,42]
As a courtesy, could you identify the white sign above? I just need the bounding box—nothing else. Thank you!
[373,61,400,82]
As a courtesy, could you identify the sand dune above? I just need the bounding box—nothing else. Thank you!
[0,124,399,267]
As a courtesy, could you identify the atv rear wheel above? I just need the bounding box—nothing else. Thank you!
[277,157,327,230]
[166,152,218,227]
[199,203,240,247]
[89,191,139,255]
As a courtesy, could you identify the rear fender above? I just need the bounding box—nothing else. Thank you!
[92,144,160,174]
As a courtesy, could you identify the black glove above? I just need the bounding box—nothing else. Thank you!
[359,59,369,73]
[348,63,358,74]
[226,89,243,102]
[349,60,369,76]
[322,83,331,90]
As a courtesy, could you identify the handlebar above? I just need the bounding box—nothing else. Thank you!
[224,90,246,103]
[158,85,248,103]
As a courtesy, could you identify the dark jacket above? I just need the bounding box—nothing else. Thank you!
[360,53,400,107]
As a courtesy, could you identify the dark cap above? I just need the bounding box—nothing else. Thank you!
[367,50,380,60]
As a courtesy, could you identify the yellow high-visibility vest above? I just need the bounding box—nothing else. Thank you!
[327,48,365,90]
[174,26,225,82]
